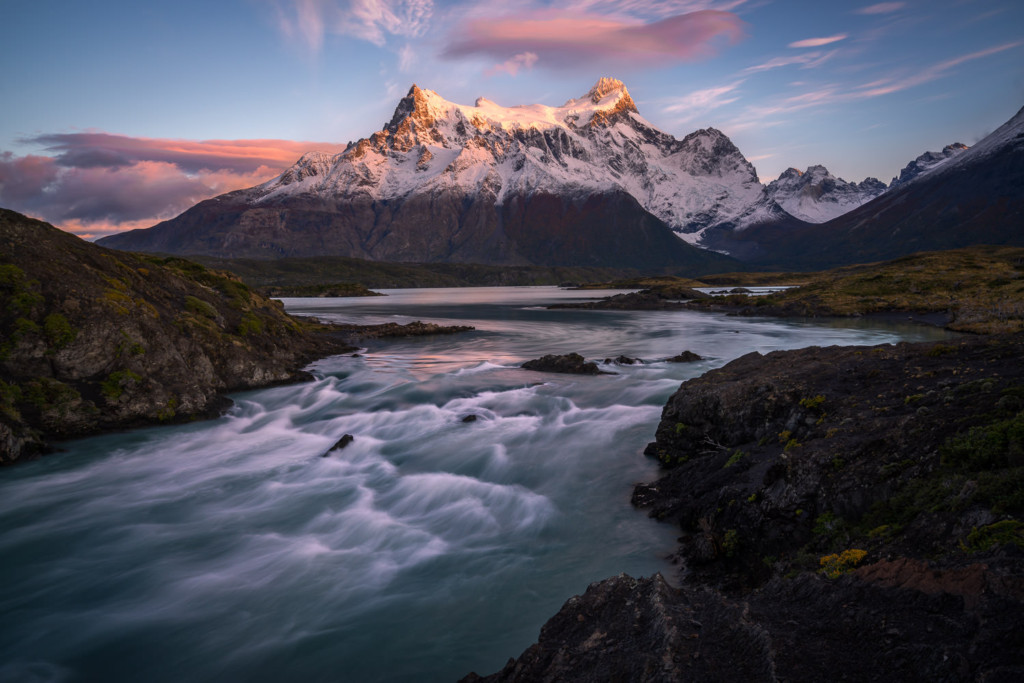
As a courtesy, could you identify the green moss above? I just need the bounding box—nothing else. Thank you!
[43,313,77,349]
[237,313,264,336]
[723,449,747,468]
[184,295,218,319]
[7,290,44,315]
[0,379,23,421]
[157,396,179,421]
[963,520,1024,552]
[799,395,826,411]
[722,529,739,558]
[101,370,143,400]
[941,412,1024,470]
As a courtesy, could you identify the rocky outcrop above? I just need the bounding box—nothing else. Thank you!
[468,334,1024,680]
[0,208,354,463]
[521,353,609,375]
[548,286,709,310]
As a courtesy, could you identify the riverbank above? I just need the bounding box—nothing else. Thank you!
[464,333,1024,681]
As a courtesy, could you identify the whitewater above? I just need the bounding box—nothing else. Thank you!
[0,287,953,682]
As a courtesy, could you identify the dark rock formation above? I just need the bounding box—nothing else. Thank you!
[0,209,354,464]
[548,286,709,310]
[323,434,354,455]
[665,351,702,363]
[468,334,1024,681]
[521,353,610,375]
[461,414,479,423]
[604,355,643,365]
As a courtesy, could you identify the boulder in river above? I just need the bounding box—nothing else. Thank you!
[521,353,610,375]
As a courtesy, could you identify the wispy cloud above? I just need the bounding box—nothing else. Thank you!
[273,0,433,51]
[789,34,847,48]
[662,81,744,124]
[745,49,838,72]
[723,40,1023,130]
[485,52,540,77]
[0,135,349,237]
[855,2,906,15]
[853,40,1023,97]
[444,9,747,69]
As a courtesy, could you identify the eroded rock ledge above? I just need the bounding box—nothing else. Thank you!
[465,334,1024,681]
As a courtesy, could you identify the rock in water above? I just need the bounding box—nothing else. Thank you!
[665,350,702,362]
[323,434,354,456]
[521,353,609,375]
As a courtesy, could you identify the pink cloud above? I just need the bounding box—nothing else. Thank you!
[1,135,349,237]
[856,3,905,15]
[788,34,847,48]
[25,133,349,174]
[444,9,747,67]
[485,52,540,77]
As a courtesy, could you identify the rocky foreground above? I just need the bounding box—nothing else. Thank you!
[0,209,470,463]
[465,334,1024,681]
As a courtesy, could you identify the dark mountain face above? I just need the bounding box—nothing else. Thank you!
[717,106,1024,270]
[101,188,738,273]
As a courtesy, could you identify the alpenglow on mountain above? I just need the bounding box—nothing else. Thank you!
[98,79,776,270]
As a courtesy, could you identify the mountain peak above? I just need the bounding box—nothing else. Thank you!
[588,77,628,103]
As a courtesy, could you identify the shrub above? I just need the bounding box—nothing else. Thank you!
[723,449,747,468]
[963,520,1024,552]
[819,549,867,578]
[43,313,77,349]
[184,295,218,319]
[101,370,143,400]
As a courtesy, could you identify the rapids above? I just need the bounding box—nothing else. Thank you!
[0,287,953,682]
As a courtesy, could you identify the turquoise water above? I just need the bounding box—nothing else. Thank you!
[0,287,952,682]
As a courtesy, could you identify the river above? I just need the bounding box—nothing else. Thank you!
[0,287,953,682]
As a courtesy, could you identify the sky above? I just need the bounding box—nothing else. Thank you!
[1,0,1021,239]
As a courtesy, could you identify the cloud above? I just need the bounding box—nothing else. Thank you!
[662,80,744,124]
[853,40,1023,97]
[722,40,1024,132]
[485,52,540,77]
[1,135,349,237]
[23,133,348,175]
[855,3,905,15]
[788,34,847,48]
[274,0,433,51]
[745,49,838,73]
[444,9,747,68]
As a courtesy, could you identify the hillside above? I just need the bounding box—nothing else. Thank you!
[0,208,353,462]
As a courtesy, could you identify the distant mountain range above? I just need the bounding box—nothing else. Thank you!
[713,107,1024,269]
[97,79,1023,272]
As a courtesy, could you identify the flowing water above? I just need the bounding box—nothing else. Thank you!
[0,287,954,682]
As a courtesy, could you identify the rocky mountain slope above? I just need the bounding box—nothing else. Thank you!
[718,105,1024,269]
[465,334,1024,681]
[97,79,761,272]
[889,142,969,190]
[764,165,887,223]
[0,208,353,463]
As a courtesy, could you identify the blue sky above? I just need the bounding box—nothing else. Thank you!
[1,0,1021,238]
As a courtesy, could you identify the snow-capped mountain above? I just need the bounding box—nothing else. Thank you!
[97,79,764,268]
[889,143,969,190]
[715,104,1024,269]
[764,166,887,223]
[255,78,768,239]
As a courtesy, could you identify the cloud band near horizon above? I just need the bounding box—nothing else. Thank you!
[0,135,349,239]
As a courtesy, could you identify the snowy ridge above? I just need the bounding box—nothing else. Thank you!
[888,143,969,191]
[765,166,887,223]
[252,79,768,239]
